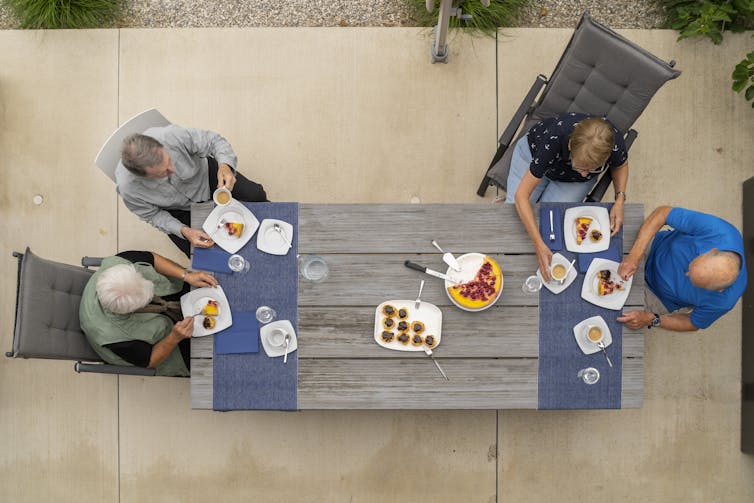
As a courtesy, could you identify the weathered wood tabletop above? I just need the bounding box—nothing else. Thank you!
[191,203,645,409]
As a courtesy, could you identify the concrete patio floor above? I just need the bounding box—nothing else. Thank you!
[1,26,753,502]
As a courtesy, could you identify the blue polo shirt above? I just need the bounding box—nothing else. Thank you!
[645,208,747,329]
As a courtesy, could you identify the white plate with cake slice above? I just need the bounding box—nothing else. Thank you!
[202,200,260,254]
[179,286,232,337]
[563,206,610,253]
[580,258,633,310]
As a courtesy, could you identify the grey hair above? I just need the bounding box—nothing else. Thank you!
[95,264,154,314]
[121,134,164,176]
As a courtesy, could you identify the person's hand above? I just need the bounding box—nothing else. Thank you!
[617,310,653,330]
[172,317,195,339]
[536,243,553,283]
[609,199,624,236]
[617,255,639,281]
[217,163,237,191]
[185,270,218,288]
[181,226,214,248]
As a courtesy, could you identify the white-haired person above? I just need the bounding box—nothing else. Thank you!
[505,112,629,281]
[79,251,217,376]
[117,125,269,257]
[616,206,747,332]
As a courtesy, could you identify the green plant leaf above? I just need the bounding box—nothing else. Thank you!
[746,85,754,100]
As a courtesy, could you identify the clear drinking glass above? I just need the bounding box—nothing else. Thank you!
[577,367,600,385]
[522,275,542,293]
[299,255,329,282]
[228,254,250,273]
[255,306,276,324]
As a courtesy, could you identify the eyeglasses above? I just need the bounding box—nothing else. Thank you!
[571,162,609,175]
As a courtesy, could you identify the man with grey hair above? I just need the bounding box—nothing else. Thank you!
[117,125,267,256]
[617,206,746,332]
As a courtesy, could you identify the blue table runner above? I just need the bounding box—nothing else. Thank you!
[213,202,298,411]
[537,202,623,409]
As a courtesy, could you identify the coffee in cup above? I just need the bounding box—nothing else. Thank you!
[586,325,603,343]
[551,263,567,281]
[213,187,232,206]
[268,327,287,347]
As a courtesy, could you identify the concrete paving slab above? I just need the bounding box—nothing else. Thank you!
[497,28,754,502]
[0,29,120,502]
[118,377,496,503]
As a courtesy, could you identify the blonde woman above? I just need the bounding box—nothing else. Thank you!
[504,113,629,281]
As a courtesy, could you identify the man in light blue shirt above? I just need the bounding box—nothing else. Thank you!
[116,125,267,256]
[617,206,746,331]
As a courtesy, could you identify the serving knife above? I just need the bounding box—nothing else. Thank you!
[404,260,460,284]
[431,240,462,272]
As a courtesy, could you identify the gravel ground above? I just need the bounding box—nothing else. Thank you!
[0,0,666,30]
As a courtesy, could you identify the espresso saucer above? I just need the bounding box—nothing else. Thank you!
[572,315,612,355]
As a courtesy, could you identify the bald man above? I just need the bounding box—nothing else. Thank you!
[617,206,746,332]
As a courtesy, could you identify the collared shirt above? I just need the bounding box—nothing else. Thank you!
[526,112,628,182]
[115,125,238,237]
[645,208,747,329]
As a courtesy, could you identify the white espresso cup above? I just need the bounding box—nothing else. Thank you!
[213,187,232,206]
[551,263,568,281]
[585,325,603,344]
[268,327,288,347]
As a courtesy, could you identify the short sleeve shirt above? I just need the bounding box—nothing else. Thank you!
[526,112,628,182]
[645,208,747,329]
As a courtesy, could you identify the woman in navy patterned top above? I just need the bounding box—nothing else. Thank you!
[504,112,629,281]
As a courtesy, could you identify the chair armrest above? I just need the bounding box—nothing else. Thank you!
[81,257,103,268]
[75,362,157,376]
[498,74,548,147]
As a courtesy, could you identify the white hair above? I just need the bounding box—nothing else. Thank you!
[95,264,154,314]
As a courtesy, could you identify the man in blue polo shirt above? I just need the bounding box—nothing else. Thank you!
[616,206,746,331]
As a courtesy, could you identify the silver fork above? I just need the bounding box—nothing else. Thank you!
[549,210,555,241]
[414,280,425,310]
[424,347,449,380]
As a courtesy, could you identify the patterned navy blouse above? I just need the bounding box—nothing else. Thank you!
[526,112,628,183]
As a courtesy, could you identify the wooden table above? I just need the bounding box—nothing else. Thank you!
[191,203,645,409]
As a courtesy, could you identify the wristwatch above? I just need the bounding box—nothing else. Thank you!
[648,312,660,329]
[615,191,627,201]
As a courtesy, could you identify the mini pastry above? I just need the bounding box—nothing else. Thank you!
[411,321,425,335]
[396,321,409,332]
[411,334,424,347]
[397,308,409,320]
[590,229,603,242]
[202,316,216,330]
[424,334,438,349]
[381,331,395,343]
[383,317,396,330]
[381,304,397,317]
[397,332,410,345]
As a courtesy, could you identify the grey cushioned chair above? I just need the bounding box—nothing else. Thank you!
[6,248,156,376]
[477,11,681,200]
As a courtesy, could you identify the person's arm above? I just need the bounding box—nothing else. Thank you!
[617,205,673,280]
[152,252,219,288]
[608,161,628,236]
[119,189,187,238]
[513,171,553,282]
[148,317,194,368]
[617,310,699,332]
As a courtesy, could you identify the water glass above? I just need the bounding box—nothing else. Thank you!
[522,275,542,293]
[255,306,276,324]
[299,255,329,282]
[228,254,250,273]
[577,367,600,385]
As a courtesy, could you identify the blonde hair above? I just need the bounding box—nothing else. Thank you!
[569,118,615,168]
[95,264,154,314]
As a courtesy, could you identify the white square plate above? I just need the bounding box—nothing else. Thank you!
[260,319,297,357]
[374,300,442,352]
[256,218,293,256]
[580,258,633,310]
[537,252,578,294]
[573,315,613,355]
[202,200,260,254]
[179,286,232,337]
[563,206,610,253]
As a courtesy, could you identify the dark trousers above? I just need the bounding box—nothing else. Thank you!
[168,157,268,257]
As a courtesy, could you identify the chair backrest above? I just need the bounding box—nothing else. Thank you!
[94,108,171,182]
[531,11,681,131]
[10,248,102,362]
